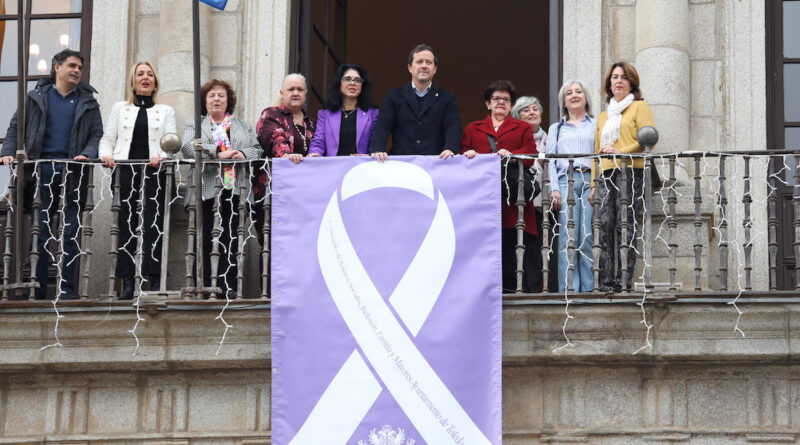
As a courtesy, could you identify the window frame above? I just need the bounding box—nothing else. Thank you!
[0,0,93,143]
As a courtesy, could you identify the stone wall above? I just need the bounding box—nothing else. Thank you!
[2,303,800,442]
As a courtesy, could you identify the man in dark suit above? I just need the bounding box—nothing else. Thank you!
[369,44,461,160]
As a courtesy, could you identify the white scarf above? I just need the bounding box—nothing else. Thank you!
[600,93,634,148]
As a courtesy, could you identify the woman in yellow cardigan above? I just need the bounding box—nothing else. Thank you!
[590,61,654,292]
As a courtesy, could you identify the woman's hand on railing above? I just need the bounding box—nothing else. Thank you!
[463,149,477,159]
[550,190,562,212]
[101,155,115,167]
[282,153,303,164]
[219,150,245,160]
[1,156,14,165]
[497,149,511,157]
[598,145,620,155]
[371,152,388,162]
[149,156,163,166]
[308,153,320,157]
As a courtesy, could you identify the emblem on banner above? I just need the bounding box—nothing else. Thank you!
[357,425,416,445]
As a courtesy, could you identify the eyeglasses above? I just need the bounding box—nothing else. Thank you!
[342,76,364,85]
[491,96,511,103]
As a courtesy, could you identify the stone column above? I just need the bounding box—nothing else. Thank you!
[635,0,690,160]
[157,0,212,128]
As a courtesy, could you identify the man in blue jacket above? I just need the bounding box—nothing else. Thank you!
[369,44,461,160]
[1,49,103,299]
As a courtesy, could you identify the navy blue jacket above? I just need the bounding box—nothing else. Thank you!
[369,83,461,155]
[1,78,102,160]
[1,78,102,210]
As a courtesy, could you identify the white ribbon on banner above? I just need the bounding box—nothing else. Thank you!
[289,161,491,445]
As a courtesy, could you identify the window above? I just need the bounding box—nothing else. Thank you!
[0,0,92,141]
[767,0,800,288]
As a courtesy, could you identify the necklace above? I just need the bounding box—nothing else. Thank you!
[293,122,308,153]
[342,109,356,119]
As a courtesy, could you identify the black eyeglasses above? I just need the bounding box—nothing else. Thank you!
[342,76,364,85]
[491,96,511,103]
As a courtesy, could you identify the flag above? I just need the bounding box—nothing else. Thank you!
[271,155,502,444]
[198,0,227,10]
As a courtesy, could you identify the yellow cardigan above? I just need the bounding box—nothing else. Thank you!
[592,100,655,183]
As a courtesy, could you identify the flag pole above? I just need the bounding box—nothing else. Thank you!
[192,0,204,289]
[13,0,27,288]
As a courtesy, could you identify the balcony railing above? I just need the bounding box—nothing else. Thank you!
[0,149,797,304]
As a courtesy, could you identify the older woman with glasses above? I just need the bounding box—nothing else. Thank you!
[462,80,537,292]
[545,80,596,293]
[308,64,379,157]
[590,62,655,292]
[511,96,547,292]
[181,79,263,298]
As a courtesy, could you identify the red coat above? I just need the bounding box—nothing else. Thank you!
[461,115,538,235]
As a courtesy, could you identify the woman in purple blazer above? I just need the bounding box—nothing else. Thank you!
[308,64,379,157]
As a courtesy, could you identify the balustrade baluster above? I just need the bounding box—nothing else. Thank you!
[618,158,630,292]
[743,156,752,290]
[668,157,678,290]
[261,171,272,300]
[28,164,41,300]
[107,167,121,298]
[767,157,779,290]
[160,162,174,291]
[236,164,248,299]
[54,164,68,298]
[565,159,576,293]
[514,159,526,293]
[184,167,197,299]
[718,157,728,291]
[2,169,14,301]
[540,158,551,291]
[591,157,601,291]
[643,154,654,292]
[209,175,223,299]
[693,156,703,291]
[793,155,800,289]
[133,164,147,299]
[79,165,94,300]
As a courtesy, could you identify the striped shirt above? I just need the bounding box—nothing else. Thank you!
[544,114,596,193]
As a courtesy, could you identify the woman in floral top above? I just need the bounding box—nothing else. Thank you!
[253,73,315,247]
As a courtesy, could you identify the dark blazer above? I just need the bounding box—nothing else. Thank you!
[308,107,379,156]
[369,82,461,155]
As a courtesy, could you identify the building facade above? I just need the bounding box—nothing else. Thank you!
[1,0,799,443]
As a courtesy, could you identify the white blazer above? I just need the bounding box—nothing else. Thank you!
[99,101,177,159]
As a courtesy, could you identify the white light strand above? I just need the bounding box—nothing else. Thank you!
[129,165,149,356]
[633,158,653,355]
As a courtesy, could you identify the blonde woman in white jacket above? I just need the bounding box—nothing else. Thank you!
[99,62,176,299]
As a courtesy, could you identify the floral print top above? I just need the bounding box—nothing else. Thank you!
[255,104,315,158]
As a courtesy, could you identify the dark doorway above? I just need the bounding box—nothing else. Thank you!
[292,0,555,137]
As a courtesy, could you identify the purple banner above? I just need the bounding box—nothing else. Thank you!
[272,155,501,444]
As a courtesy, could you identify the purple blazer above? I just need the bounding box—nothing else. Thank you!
[308,107,379,156]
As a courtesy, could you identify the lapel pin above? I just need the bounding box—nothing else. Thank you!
[435,93,439,97]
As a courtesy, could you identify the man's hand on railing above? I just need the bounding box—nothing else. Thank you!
[439,149,455,159]
[1,156,14,166]
[74,155,88,161]
[371,151,388,162]
[550,190,562,212]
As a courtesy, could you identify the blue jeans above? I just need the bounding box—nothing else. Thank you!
[557,171,594,292]
[34,164,81,297]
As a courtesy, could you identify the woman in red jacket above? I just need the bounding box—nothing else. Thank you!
[461,80,538,292]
